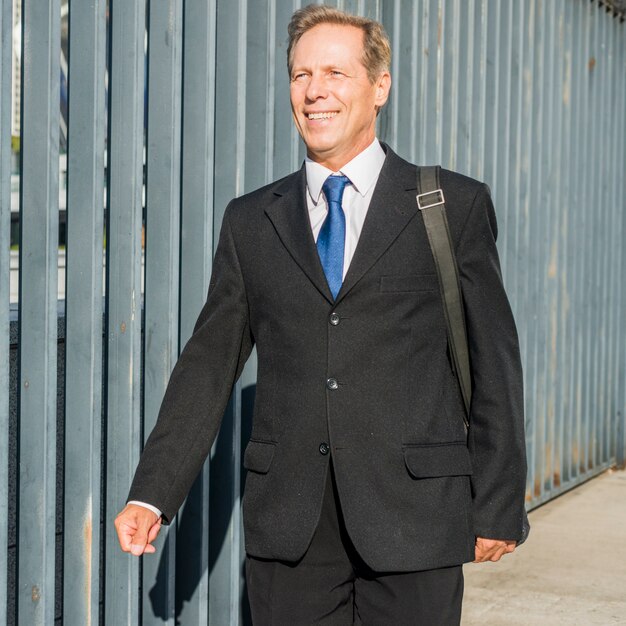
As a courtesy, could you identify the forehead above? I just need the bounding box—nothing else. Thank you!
[291,23,365,67]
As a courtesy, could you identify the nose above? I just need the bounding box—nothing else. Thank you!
[305,73,328,101]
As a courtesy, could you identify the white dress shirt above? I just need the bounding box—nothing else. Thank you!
[305,138,386,279]
[129,138,387,520]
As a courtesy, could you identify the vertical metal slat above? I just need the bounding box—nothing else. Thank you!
[63,0,106,624]
[615,17,626,469]
[209,1,247,624]
[175,0,218,623]
[17,1,61,624]
[142,0,183,623]
[0,0,13,623]
[244,0,273,192]
[104,0,146,623]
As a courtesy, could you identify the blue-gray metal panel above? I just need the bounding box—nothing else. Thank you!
[504,0,524,319]
[589,4,600,474]
[609,14,622,464]
[453,0,474,177]
[175,0,217,622]
[63,1,106,624]
[531,0,548,501]
[606,14,619,467]
[537,0,551,494]
[569,0,584,483]
[245,0,274,192]
[470,0,487,180]
[583,3,597,478]
[273,0,301,179]
[494,0,513,276]
[482,0,500,189]
[615,13,626,469]
[104,1,146,623]
[214,0,247,225]
[440,0,459,172]
[17,1,61,624]
[423,0,442,164]
[553,2,569,490]
[579,0,593,480]
[142,1,183,623]
[565,0,580,483]
[602,6,613,468]
[596,9,609,470]
[0,0,12,623]
[209,3,247,622]
[383,0,409,159]
[544,2,556,488]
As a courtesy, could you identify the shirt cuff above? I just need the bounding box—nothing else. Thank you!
[127,500,162,519]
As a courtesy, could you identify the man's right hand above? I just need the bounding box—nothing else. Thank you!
[114,504,162,556]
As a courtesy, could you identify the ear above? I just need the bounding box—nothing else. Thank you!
[374,71,391,108]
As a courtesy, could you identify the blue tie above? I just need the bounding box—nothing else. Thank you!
[317,175,350,299]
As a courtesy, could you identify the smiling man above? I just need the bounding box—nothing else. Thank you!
[115,5,527,624]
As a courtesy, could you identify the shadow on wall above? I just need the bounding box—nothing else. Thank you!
[146,384,256,624]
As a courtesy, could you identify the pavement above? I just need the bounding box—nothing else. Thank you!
[462,469,626,625]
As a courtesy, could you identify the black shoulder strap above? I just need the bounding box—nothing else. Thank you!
[417,166,471,428]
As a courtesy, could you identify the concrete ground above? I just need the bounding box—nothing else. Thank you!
[462,469,626,625]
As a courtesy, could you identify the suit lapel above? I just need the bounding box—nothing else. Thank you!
[335,148,419,304]
[265,166,334,303]
[264,148,420,306]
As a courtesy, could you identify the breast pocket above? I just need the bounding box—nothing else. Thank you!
[379,274,439,293]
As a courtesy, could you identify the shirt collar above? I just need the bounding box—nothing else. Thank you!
[305,138,386,205]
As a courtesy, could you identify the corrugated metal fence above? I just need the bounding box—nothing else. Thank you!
[1,0,624,623]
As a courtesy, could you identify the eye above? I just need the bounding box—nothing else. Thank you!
[291,72,309,82]
[329,70,345,78]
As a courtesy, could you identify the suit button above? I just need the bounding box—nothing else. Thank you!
[326,378,338,390]
[319,442,330,455]
[329,312,340,326]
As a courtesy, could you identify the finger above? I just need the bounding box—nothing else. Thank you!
[129,515,156,556]
[505,542,516,553]
[473,542,486,562]
[473,547,489,563]
[147,519,162,544]
[474,541,503,562]
[117,523,137,552]
[489,546,508,562]
[115,514,139,552]
[130,530,149,556]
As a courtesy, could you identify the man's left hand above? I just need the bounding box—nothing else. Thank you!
[473,537,516,562]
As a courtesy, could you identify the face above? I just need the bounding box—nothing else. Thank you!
[289,24,391,171]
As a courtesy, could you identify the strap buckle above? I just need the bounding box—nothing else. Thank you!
[416,189,445,210]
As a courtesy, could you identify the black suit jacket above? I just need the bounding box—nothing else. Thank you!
[128,145,527,572]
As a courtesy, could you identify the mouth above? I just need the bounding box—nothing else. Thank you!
[306,111,338,121]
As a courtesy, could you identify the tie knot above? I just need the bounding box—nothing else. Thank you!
[322,174,350,205]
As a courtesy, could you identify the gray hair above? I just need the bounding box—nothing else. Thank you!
[287,4,392,84]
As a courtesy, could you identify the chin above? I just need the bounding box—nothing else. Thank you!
[304,136,339,155]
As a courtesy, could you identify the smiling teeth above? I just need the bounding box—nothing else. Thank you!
[308,112,337,120]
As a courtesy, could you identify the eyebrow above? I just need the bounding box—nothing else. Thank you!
[291,63,351,75]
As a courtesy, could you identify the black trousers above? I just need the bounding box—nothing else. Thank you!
[246,463,463,625]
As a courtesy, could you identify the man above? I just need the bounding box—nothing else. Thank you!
[116,5,527,624]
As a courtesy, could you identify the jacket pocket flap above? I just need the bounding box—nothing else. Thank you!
[403,444,472,478]
[243,440,276,474]
[380,274,439,292]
